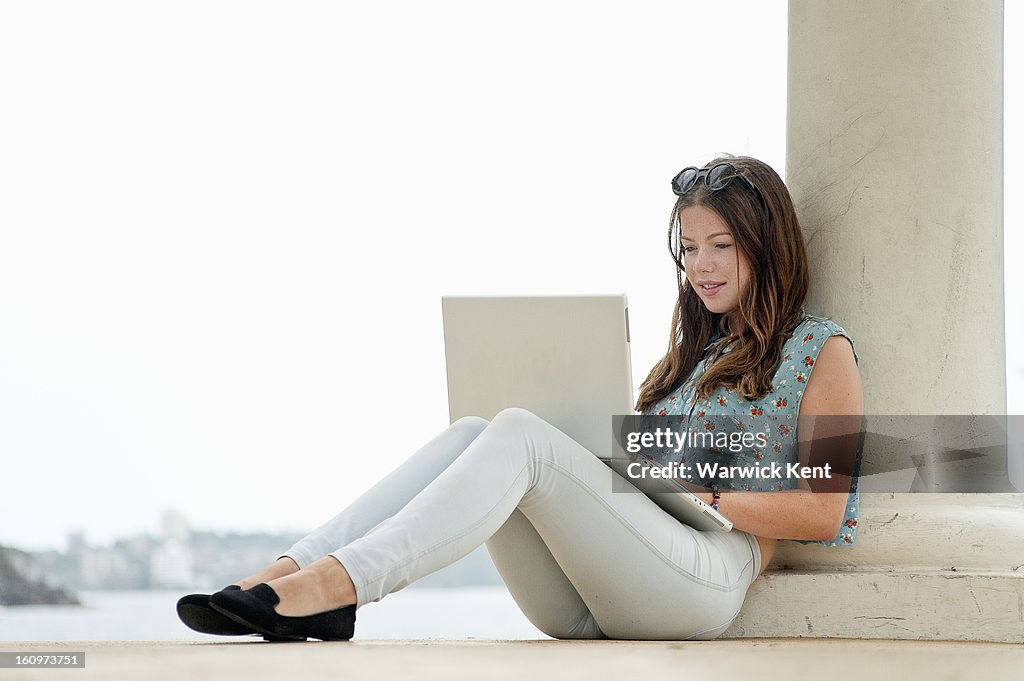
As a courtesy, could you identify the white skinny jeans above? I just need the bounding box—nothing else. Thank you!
[281,409,761,640]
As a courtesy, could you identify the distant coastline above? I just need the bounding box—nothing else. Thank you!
[0,545,79,606]
[1,511,503,603]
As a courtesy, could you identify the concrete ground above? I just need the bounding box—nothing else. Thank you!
[2,639,1022,681]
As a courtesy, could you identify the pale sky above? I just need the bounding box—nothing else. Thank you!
[0,1,1019,552]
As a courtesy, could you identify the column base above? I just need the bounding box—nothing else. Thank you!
[723,570,1024,642]
[722,493,1024,642]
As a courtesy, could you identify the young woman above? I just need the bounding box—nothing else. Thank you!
[177,155,862,642]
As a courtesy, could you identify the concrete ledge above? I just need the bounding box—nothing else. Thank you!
[771,494,1024,572]
[726,493,1024,642]
[1,639,1021,681]
[724,570,1024,642]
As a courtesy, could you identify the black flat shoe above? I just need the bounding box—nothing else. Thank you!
[177,585,294,641]
[209,583,356,641]
[177,585,255,635]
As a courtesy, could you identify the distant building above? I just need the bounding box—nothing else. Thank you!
[161,509,191,544]
[150,540,194,589]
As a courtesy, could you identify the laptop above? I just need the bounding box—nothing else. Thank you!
[442,294,732,532]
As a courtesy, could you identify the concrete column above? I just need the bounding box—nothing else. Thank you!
[724,1,1023,642]
[789,0,1004,414]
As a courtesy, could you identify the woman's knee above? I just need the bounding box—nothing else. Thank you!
[451,415,489,439]
[488,407,543,433]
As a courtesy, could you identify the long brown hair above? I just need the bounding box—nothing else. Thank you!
[635,155,809,413]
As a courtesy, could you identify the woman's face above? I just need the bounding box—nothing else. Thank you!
[679,204,751,324]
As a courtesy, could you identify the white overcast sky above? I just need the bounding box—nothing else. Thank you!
[1,1,1020,551]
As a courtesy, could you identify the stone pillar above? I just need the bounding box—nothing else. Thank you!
[724,0,1023,642]
[789,0,1004,413]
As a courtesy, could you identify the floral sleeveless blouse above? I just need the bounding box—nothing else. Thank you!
[643,315,861,547]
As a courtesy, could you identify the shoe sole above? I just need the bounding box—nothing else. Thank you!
[208,601,352,642]
[178,601,296,641]
[177,599,256,636]
[208,601,308,641]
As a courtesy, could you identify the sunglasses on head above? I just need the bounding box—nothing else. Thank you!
[671,162,763,204]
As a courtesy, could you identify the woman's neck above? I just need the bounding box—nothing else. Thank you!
[719,311,745,336]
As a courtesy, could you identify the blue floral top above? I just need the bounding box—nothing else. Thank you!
[643,315,861,546]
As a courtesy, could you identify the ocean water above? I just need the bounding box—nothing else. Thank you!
[0,587,548,641]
